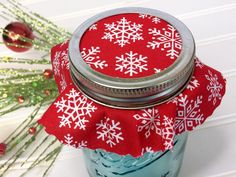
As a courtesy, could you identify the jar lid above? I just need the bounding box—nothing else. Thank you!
[69,7,195,109]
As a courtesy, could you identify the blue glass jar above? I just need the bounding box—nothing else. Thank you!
[68,7,195,177]
[82,133,188,177]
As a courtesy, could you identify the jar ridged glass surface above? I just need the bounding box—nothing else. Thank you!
[82,133,188,177]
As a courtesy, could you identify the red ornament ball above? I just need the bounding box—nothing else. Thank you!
[43,69,53,79]
[0,143,7,156]
[18,96,25,103]
[29,127,37,135]
[2,22,34,52]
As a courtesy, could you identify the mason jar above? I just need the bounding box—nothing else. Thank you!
[68,7,195,177]
[82,133,188,177]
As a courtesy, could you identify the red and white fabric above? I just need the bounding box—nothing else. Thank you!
[38,13,226,157]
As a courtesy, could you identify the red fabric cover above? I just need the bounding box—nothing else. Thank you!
[38,13,226,157]
[38,41,226,157]
[79,13,182,78]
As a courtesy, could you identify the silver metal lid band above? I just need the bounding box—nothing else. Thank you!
[70,62,194,109]
[68,7,195,109]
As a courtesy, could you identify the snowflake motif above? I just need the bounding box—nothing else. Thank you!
[195,58,204,69]
[147,24,182,59]
[102,17,143,47]
[205,70,223,105]
[78,140,88,148]
[96,117,124,147]
[63,134,74,146]
[187,76,200,91]
[134,108,161,138]
[139,14,149,19]
[81,46,108,69]
[61,49,69,70]
[63,134,87,148]
[141,147,154,155]
[175,94,204,133]
[167,97,178,105]
[60,74,67,91]
[138,14,161,24]
[167,77,200,103]
[162,116,174,150]
[154,68,161,73]
[152,17,161,24]
[115,51,148,76]
[89,24,98,31]
[54,88,97,130]
[52,51,61,76]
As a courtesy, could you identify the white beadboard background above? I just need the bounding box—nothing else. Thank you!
[0,0,236,177]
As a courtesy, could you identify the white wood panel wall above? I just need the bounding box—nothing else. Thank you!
[0,0,236,176]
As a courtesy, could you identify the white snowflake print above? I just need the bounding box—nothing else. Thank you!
[167,76,200,104]
[139,14,161,24]
[52,51,61,76]
[154,68,161,73]
[195,58,204,69]
[81,46,108,69]
[141,147,154,155]
[61,49,69,70]
[96,117,124,147]
[139,14,149,19]
[102,17,143,47]
[115,51,148,76]
[60,74,67,91]
[162,116,175,150]
[63,134,74,146]
[78,140,88,148]
[175,94,204,133]
[52,50,69,76]
[54,88,97,130]
[147,24,182,59]
[167,97,178,105]
[134,108,161,138]
[63,134,87,148]
[152,17,161,24]
[187,76,200,91]
[205,70,223,105]
[89,24,98,31]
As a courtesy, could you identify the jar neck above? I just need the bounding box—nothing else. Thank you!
[69,60,195,109]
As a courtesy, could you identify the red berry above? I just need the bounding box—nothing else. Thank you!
[29,127,36,135]
[0,143,7,156]
[18,96,24,103]
[43,69,53,79]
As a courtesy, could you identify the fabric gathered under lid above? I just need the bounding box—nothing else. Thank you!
[38,12,226,157]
